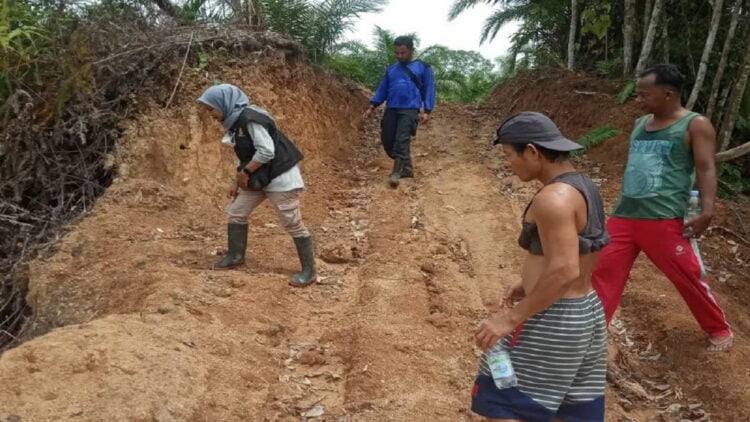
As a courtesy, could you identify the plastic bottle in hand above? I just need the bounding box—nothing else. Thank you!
[487,343,518,389]
[683,190,701,237]
[683,190,707,278]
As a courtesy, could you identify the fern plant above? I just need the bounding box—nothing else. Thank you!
[573,127,619,155]
[617,80,635,104]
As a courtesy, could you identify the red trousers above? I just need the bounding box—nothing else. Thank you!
[592,217,731,337]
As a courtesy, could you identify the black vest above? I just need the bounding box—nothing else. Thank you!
[231,108,303,190]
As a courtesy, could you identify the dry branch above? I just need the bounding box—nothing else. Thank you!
[0,25,305,351]
[716,141,750,162]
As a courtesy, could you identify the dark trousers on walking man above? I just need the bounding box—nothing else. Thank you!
[381,108,418,180]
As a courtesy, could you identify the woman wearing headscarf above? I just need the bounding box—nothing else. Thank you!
[197,83,316,287]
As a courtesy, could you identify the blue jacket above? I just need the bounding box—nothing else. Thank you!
[370,60,436,112]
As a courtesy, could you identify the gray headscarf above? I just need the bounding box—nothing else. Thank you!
[197,83,273,131]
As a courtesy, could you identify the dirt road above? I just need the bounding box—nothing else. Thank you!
[1,75,748,420]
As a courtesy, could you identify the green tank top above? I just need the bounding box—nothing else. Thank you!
[612,112,699,219]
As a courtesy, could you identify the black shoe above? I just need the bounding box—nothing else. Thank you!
[389,157,406,188]
[212,223,248,270]
[290,236,317,287]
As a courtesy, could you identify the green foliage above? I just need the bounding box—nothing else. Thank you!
[594,58,620,76]
[494,55,516,78]
[580,2,611,40]
[323,52,368,84]
[0,0,387,108]
[324,27,417,89]
[260,0,385,63]
[54,31,94,115]
[450,0,570,67]
[193,50,209,73]
[179,0,221,22]
[0,0,49,102]
[420,45,494,75]
[572,126,619,155]
[419,45,501,103]
[260,0,317,48]
[617,80,635,105]
[1,0,157,116]
[718,162,750,198]
[324,27,504,104]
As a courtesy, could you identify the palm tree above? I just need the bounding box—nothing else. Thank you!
[307,0,387,61]
[449,0,570,66]
[371,25,399,67]
[364,26,419,86]
[259,0,386,62]
[449,0,529,44]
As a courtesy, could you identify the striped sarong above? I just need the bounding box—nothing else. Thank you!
[472,291,607,421]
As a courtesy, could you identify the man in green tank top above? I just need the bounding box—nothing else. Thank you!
[592,64,733,351]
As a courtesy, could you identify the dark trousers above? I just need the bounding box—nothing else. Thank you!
[381,108,418,160]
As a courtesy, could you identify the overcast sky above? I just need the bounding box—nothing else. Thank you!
[345,0,520,61]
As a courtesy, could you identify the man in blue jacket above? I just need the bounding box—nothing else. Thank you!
[363,35,436,188]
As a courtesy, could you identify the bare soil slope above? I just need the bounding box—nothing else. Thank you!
[0,64,748,422]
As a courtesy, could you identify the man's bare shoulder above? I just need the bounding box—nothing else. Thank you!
[532,184,579,223]
[688,115,715,132]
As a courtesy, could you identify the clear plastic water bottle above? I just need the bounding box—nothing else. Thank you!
[684,190,707,278]
[487,343,518,389]
[683,190,701,237]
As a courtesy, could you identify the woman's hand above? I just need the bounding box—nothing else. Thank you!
[228,181,240,200]
[236,170,250,190]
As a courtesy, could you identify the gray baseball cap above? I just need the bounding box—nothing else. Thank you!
[493,111,583,152]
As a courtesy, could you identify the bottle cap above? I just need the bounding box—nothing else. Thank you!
[690,190,699,197]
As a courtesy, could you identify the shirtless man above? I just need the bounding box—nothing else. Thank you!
[472,112,609,422]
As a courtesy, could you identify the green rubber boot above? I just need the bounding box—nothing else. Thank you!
[289,236,317,287]
[212,223,248,270]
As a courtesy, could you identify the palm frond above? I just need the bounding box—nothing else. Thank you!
[332,40,370,55]
[448,0,505,20]
[436,78,465,92]
[480,4,528,43]
[307,0,386,60]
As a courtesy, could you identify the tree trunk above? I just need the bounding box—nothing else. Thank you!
[249,0,264,28]
[686,0,725,109]
[715,86,731,127]
[718,39,750,151]
[642,0,653,42]
[635,0,665,74]
[623,0,636,75]
[242,0,251,25]
[660,13,669,63]
[716,140,750,162]
[706,0,743,120]
[567,0,579,70]
[228,0,242,22]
